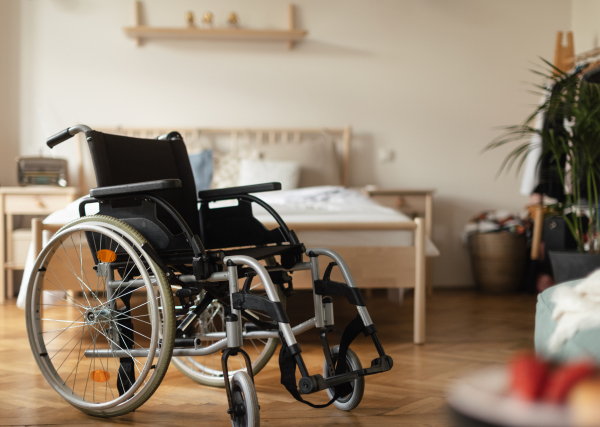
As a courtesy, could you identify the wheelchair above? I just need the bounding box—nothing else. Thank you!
[25,125,393,425]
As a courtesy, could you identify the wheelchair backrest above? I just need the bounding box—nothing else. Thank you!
[86,131,200,237]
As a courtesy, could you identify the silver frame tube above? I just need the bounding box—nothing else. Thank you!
[309,255,325,328]
[189,317,316,341]
[86,338,228,358]
[84,318,318,359]
[226,264,243,347]
[68,124,92,136]
[306,247,374,327]
[224,255,298,346]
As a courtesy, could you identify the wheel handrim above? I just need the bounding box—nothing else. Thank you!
[26,224,163,411]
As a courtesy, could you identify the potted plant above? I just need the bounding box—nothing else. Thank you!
[487,61,600,283]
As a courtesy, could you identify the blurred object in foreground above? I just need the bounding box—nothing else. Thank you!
[447,352,600,426]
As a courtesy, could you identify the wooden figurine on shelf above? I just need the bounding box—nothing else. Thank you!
[185,11,195,28]
[228,12,238,28]
[203,12,213,27]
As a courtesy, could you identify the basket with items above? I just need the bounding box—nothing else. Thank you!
[463,210,533,293]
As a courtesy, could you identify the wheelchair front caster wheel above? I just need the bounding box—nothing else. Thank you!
[230,371,260,427]
[323,345,365,411]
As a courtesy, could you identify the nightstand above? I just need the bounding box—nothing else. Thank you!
[0,187,77,303]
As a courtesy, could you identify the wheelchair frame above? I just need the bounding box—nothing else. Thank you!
[28,125,394,425]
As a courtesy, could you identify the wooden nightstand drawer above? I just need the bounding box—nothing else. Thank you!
[4,194,73,214]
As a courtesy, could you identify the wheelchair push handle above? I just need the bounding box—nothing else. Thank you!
[46,124,92,148]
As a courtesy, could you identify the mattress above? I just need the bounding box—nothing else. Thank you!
[252,186,440,256]
[43,186,439,255]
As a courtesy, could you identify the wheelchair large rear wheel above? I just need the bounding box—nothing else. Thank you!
[25,216,175,417]
[171,286,285,387]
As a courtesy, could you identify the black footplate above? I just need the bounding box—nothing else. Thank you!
[298,355,393,394]
[278,314,394,408]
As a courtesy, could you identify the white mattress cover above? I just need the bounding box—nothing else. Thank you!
[252,186,439,255]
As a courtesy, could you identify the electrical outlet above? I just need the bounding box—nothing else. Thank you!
[378,148,395,162]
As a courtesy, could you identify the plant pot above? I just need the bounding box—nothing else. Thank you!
[469,232,527,293]
[548,251,600,284]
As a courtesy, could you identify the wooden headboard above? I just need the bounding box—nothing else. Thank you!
[77,126,352,196]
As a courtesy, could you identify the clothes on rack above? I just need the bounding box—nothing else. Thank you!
[517,62,600,199]
[520,81,570,200]
[520,93,547,196]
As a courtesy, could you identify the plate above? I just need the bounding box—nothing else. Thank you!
[447,366,571,427]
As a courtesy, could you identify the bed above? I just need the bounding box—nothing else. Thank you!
[20,126,438,344]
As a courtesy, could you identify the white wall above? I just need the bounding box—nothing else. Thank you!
[572,0,600,52]
[0,1,20,187]
[15,0,573,286]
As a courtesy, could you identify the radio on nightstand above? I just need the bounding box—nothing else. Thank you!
[16,157,68,187]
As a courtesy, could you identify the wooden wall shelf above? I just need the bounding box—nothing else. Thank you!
[125,2,307,49]
[124,27,307,42]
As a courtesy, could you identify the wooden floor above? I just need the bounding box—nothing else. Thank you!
[0,290,537,426]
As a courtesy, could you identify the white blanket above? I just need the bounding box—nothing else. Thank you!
[548,269,600,352]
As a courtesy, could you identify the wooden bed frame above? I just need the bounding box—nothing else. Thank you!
[33,126,431,344]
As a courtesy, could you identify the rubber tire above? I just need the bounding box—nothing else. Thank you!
[172,286,286,388]
[323,345,365,411]
[230,371,260,427]
[26,215,176,417]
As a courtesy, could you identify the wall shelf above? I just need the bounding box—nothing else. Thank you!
[124,26,307,43]
[125,2,307,49]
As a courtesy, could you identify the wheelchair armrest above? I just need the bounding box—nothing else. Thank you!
[197,182,281,201]
[90,179,182,198]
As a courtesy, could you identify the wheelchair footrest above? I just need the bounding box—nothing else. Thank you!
[298,355,393,395]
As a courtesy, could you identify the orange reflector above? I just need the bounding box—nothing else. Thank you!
[97,249,117,263]
[90,370,111,382]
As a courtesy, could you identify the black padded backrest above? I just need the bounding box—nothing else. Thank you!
[86,131,199,236]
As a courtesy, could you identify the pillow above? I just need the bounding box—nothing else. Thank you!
[188,150,213,193]
[211,151,241,189]
[238,158,300,191]
[253,141,341,187]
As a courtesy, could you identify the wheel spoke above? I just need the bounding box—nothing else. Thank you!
[29,221,173,411]
[43,313,85,345]
[55,245,98,307]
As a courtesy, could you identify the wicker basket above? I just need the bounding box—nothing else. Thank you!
[469,232,527,293]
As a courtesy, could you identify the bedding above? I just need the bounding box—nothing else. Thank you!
[16,186,439,309]
[188,150,213,192]
[253,141,342,188]
[238,158,300,190]
[252,186,440,255]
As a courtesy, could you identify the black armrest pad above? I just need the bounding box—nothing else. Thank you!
[90,179,182,198]
[198,182,281,200]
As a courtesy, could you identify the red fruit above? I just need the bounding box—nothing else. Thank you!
[510,352,550,401]
[543,361,597,404]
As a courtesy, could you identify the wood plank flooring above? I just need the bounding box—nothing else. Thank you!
[0,290,537,426]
